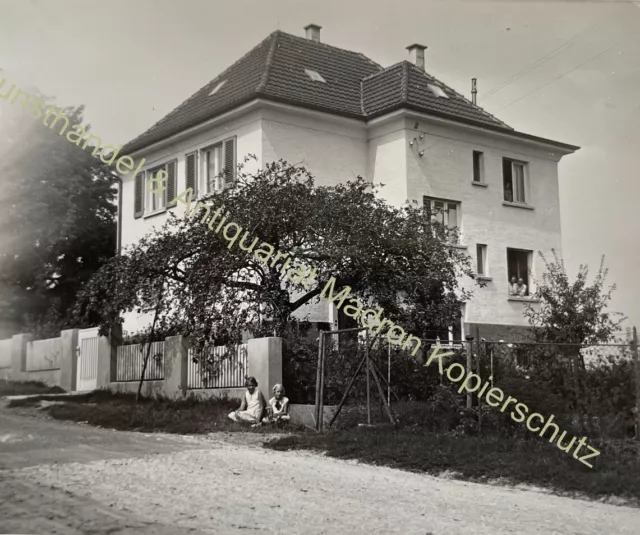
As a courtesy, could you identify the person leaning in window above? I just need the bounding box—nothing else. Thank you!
[516,277,528,296]
[509,276,519,296]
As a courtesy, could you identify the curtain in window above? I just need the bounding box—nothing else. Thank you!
[206,146,222,192]
[513,163,525,202]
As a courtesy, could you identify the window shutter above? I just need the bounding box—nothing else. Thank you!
[166,161,177,207]
[224,138,236,188]
[134,170,144,218]
[186,152,197,197]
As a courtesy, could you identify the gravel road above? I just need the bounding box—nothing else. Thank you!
[1,407,639,534]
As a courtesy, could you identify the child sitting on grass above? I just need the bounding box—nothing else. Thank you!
[262,383,290,425]
[228,376,266,426]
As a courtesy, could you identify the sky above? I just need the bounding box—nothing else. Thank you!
[1,0,639,331]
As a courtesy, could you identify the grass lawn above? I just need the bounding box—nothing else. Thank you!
[265,428,640,503]
[0,379,65,397]
[7,389,293,435]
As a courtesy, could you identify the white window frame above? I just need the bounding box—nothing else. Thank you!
[144,164,169,216]
[199,137,235,194]
[424,196,460,230]
[503,158,529,204]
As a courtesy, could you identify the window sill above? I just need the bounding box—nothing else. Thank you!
[447,243,467,250]
[502,201,534,210]
[508,296,540,303]
[471,182,488,188]
[476,275,493,281]
[143,208,167,220]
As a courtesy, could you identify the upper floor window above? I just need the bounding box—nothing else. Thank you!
[141,160,176,216]
[472,151,484,183]
[200,137,236,194]
[503,158,528,203]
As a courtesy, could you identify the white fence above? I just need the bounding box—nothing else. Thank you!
[187,343,248,389]
[116,341,165,382]
[26,338,61,371]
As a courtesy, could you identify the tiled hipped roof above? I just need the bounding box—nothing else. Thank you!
[124,30,514,154]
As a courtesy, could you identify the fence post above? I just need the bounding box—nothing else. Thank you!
[164,335,188,398]
[11,333,32,380]
[633,327,640,441]
[247,337,282,403]
[465,335,474,408]
[59,329,78,391]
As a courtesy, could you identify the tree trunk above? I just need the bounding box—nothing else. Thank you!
[136,296,161,404]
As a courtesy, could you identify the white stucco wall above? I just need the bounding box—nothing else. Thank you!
[118,102,572,334]
[401,115,568,327]
[261,106,367,187]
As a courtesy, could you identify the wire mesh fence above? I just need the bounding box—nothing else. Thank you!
[284,326,639,438]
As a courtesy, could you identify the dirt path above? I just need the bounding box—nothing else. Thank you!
[1,408,639,534]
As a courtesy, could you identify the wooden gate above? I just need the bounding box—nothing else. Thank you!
[76,327,100,391]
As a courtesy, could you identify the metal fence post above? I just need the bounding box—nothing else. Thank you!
[633,327,640,441]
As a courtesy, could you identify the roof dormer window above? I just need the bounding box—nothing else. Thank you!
[304,68,326,83]
[427,83,448,99]
[209,80,227,96]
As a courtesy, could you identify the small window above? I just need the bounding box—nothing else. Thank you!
[476,244,487,275]
[503,158,527,203]
[427,84,448,99]
[507,248,532,296]
[304,68,326,83]
[472,151,484,183]
[209,80,227,96]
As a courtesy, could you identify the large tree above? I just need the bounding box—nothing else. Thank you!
[0,92,117,338]
[75,160,475,348]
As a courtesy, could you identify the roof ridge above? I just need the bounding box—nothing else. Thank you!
[406,63,513,130]
[276,30,382,66]
[361,61,401,82]
[256,31,280,94]
[401,61,409,104]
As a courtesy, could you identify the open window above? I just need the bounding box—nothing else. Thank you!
[503,158,528,203]
[506,248,532,297]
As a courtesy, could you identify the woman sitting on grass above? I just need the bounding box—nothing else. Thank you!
[228,376,266,426]
[262,383,290,425]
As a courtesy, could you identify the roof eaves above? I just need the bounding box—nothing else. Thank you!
[366,102,578,151]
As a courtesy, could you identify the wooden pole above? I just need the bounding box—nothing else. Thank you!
[366,330,371,425]
[314,331,324,432]
[465,336,473,409]
[387,340,391,408]
[633,327,640,441]
[319,332,326,432]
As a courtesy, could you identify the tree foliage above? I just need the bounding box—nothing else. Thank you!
[524,251,625,346]
[0,92,117,338]
[75,160,475,348]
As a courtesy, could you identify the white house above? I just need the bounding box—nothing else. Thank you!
[119,24,578,341]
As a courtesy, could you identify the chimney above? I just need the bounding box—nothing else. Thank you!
[406,43,427,70]
[304,23,322,42]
